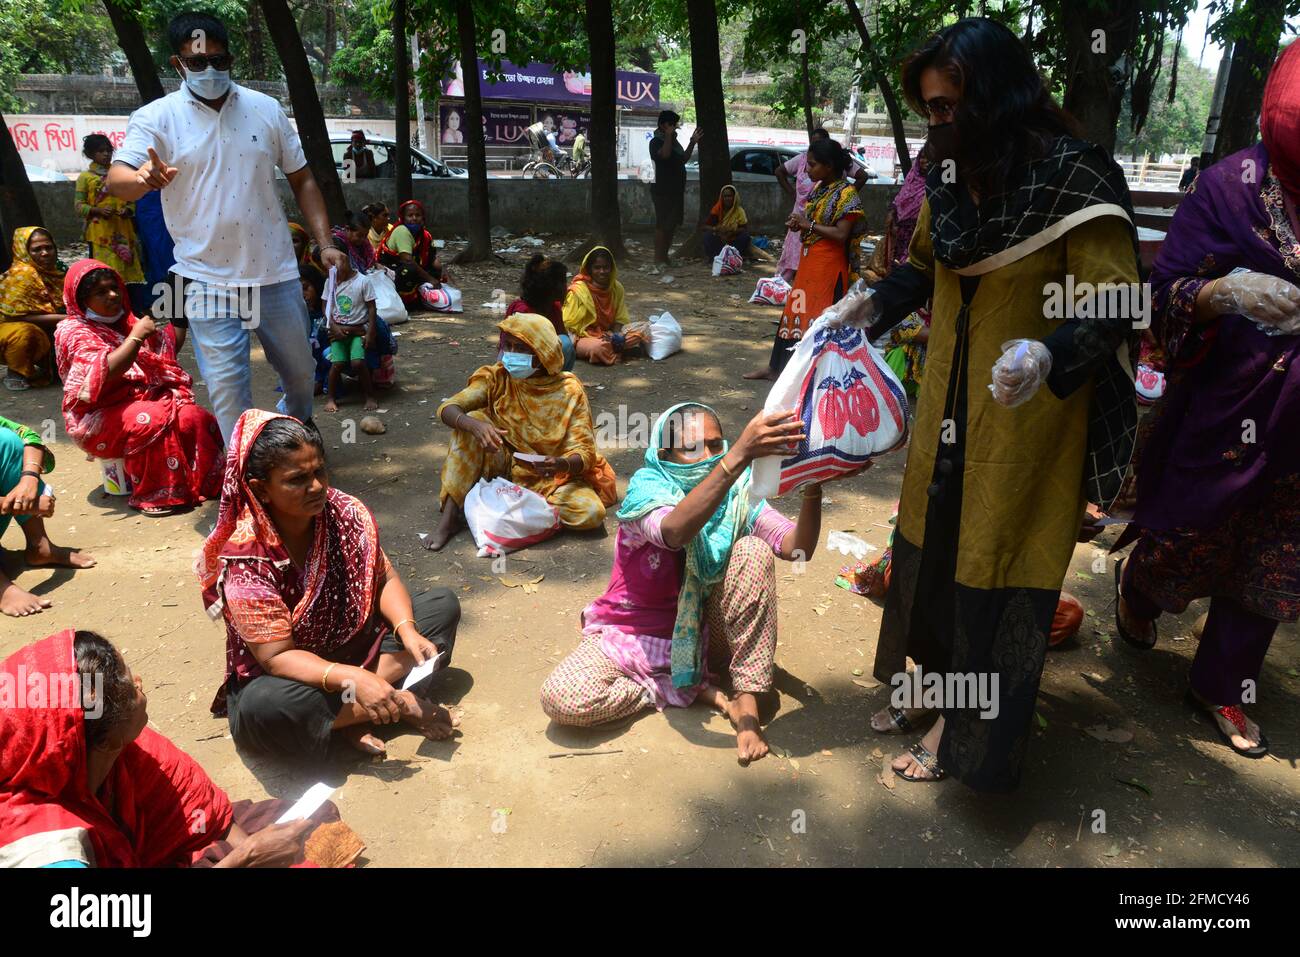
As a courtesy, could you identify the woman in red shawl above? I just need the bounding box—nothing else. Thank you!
[0,630,321,867]
[200,410,463,761]
[53,260,223,516]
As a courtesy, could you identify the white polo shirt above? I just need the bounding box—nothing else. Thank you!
[116,83,308,288]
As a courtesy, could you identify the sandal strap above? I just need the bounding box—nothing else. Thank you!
[888,706,913,733]
[908,742,942,775]
[1216,705,1248,736]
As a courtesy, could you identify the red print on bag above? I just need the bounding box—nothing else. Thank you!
[816,369,880,440]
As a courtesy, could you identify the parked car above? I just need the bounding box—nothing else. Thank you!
[328,136,467,179]
[685,143,805,181]
[684,143,891,183]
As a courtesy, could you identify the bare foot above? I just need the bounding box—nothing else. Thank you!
[339,725,386,756]
[324,398,339,413]
[720,691,770,765]
[427,501,463,552]
[1,577,52,617]
[742,366,777,381]
[25,538,96,569]
[398,691,460,740]
[364,397,379,411]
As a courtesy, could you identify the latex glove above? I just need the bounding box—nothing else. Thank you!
[1207,271,1300,333]
[989,338,1052,408]
[820,280,877,329]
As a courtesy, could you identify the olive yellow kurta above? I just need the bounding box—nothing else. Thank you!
[896,202,1140,589]
[874,198,1138,791]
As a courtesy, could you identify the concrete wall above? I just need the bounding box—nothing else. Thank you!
[32,178,902,248]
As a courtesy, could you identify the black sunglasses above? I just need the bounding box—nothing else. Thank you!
[178,53,234,71]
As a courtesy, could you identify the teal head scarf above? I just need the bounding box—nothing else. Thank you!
[617,402,766,688]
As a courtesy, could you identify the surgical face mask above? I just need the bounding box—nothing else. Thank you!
[499,351,535,379]
[182,65,232,101]
[85,306,125,324]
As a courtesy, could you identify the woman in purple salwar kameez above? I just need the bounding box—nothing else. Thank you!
[1115,44,1300,758]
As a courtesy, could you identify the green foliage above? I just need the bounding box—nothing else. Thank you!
[1116,40,1217,157]
[0,0,119,109]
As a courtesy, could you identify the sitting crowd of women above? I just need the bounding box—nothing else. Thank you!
[2,15,1297,868]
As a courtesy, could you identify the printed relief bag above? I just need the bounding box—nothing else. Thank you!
[750,320,910,498]
[463,477,562,557]
[749,275,791,306]
[711,244,744,277]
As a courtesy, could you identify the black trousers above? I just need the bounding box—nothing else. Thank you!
[226,587,461,761]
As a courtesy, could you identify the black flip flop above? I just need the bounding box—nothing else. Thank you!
[1114,557,1157,650]
[1185,690,1269,758]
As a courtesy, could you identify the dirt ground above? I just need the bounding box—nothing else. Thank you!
[3,232,1298,868]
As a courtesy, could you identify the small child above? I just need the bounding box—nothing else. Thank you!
[299,263,330,396]
[324,214,379,412]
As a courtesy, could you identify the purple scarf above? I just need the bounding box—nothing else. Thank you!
[1137,142,1300,530]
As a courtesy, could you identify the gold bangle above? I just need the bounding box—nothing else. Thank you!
[801,485,823,499]
[321,662,338,693]
[392,618,416,635]
[719,457,736,478]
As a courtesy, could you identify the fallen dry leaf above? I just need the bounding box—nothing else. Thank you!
[1085,724,1134,744]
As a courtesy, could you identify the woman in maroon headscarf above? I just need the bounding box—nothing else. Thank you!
[1114,43,1300,758]
[53,259,223,516]
[376,199,459,311]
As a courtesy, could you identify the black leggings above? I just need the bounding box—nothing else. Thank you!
[225,587,461,761]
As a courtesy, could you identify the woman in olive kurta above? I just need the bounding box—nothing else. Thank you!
[850,18,1139,791]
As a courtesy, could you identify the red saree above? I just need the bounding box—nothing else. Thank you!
[0,631,234,868]
[54,259,223,511]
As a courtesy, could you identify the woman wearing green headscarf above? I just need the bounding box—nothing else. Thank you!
[541,403,859,763]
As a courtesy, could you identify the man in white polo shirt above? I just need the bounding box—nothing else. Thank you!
[107,11,347,442]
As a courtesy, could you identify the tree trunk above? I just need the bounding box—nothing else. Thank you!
[454,0,492,262]
[1214,0,1287,162]
[0,118,43,270]
[1060,1,1137,152]
[796,0,815,133]
[248,3,268,81]
[103,0,164,104]
[260,0,347,222]
[568,0,625,262]
[678,0,732,259]
[844,0,910,175]
[393,0,413,203]
[323,0,336,79]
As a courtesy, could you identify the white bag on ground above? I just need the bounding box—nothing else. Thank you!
[749,274,791,306]
[750,316,910,498]
[368,268,409,325]
[463,477,561,557]
[420,282,464,313]
[711,244,743,277]
[646,311,682,361]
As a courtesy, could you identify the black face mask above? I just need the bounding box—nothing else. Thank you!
[925,122,959,165]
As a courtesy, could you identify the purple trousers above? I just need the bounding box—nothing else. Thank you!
[1122,558,1277,706]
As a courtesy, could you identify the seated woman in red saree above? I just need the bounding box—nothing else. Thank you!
[54,259,223,516]
[201,410,463,761]
[0,630,329,867]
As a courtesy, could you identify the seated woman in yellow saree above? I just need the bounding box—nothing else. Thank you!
[562,246,645,365]
[0,227,65,390]
[429,313,618,550]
